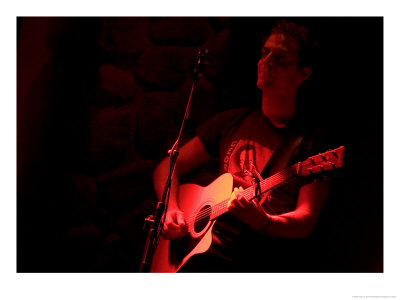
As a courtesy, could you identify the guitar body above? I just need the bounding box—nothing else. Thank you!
[150,173,233,273]
[149,146,345,272]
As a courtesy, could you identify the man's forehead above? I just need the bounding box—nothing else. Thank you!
[263,33,299,53]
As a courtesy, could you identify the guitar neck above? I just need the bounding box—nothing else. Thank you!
[210,163,299,220]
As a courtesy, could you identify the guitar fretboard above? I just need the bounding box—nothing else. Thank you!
[210,163,299,220]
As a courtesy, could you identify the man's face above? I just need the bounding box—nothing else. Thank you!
[257,33,305,91]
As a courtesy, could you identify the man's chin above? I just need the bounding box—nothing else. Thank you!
[257,80,263,90]
[257,79,275,90]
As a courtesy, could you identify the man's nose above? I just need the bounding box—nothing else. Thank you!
[260,53,274,66]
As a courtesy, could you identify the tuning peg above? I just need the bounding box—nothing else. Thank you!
[309,158,316,165]
[320,154,327,161]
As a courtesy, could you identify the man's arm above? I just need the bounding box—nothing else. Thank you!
[265,181,331,237]
[228,180,331,238]
[153,136,211,239]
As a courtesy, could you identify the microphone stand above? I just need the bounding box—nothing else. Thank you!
[139,49,208,272]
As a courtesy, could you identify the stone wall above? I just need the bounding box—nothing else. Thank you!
[18,17,266,271]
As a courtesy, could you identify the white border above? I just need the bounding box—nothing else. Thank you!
[2,1,399,300]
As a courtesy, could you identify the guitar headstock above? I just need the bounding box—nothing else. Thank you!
[298,146,345,177]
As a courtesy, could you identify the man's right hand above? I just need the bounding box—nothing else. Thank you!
[162,209,187,240]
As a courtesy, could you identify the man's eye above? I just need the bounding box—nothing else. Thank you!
[275,55,289,64]
[261,49,270,56]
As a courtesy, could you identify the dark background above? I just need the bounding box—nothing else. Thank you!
[17,17,383,272]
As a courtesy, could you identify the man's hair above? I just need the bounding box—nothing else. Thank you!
[269,19,318,69]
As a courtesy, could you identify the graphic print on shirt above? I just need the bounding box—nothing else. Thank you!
[225,139,274,187]
[223,141,238,172]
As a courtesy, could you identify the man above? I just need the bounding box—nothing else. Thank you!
[152,20,331,272]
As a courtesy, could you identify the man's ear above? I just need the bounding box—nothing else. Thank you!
[297,67,312,83]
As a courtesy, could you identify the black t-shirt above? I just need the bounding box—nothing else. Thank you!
[196,107,326,215]
[182,106,331,271]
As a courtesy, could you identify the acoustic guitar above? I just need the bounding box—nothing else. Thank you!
[150,146,345,272]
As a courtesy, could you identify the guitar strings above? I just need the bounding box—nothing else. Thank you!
[186,155,335,227]
[186,164,298,226]
[186,185,272,226]
[187,166,295,225]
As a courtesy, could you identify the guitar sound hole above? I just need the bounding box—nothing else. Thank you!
[194,205,211,234]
